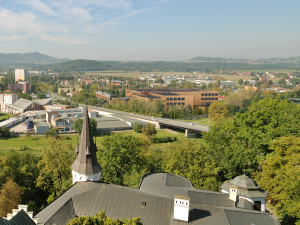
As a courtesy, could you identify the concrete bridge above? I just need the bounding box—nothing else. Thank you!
[81,104,209,137]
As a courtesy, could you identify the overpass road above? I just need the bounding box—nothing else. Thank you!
[79,104,209,133]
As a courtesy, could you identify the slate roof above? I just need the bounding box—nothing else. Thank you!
[71,106,102,174]
[0,210,36,225]
[221,175,269,199]
[35,177,280,225]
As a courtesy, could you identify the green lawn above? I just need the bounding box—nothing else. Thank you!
[0,129,185,155]
[0,113,14,121]
[178,118,211,126]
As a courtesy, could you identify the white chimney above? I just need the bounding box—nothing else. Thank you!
[229,185,238,202]
[18,204,28,212]
[174,195,190,222]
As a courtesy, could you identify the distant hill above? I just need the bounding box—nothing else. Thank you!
[0,52,69,66]
[188,56,231,62]
[33,58,300,73]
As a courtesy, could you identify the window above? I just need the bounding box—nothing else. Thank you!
[170,103,173,105]
[182,98,185,100]
[170,98,173,101]
[182,103,185,106]
[205,93,207,96]
[167,98,169,101]
[205,98,207,100]
[208,98,211,100]
[167,103,169,105]
[174,103,177,105]
[178,103,181,105]
[201,93,204,96]
[174,98,178,101]
[201,98,204,100]
[208,93,211,96]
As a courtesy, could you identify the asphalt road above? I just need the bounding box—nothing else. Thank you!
[80,104,209,132]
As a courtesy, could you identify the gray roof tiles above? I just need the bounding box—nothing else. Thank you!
[221,182,268,199]
[0,210,36,225]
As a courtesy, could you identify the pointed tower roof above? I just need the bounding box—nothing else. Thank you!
[71,107,102,175]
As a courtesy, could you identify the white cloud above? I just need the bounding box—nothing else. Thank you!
[0,35,27,42]
[40,34,89,44]
[69,8,91,20]
[18,0,56,15]
[0,8,87,44]
[153,0,174,5]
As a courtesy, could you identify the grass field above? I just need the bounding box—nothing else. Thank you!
[0,129,185,156]
[178,118,211,126]
[84,71,282,81]
[0,113,14,121]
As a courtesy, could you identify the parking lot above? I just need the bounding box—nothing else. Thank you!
[10,120,30,134]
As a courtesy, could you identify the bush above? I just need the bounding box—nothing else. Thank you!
[150,136,177,143]
[133,123,143,133]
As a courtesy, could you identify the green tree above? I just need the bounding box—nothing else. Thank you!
[99,134,146,186]
[0,180,23,217]
[0,151,49,214]
[278,78,286,86]
[268,80,273,85]
[185,104,193,117]
[45,128,60,139]
[254,136,300,225]
[193,107,203,116]
[0,126,10,138]
[208,102,230,123]
[155,76,164,84]
[60,89,66,97]
[204,98,300,180]
[164,140,219,191]
[74,118,97,134]
[67,210,143,225]
[25,131,31,140]
[36,137,74,195]
[133,123,143,133]
[238,79,243,85]
[142,123,157,138]
[243,80,249,85]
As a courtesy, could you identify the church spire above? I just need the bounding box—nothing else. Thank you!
[71,105,102,184]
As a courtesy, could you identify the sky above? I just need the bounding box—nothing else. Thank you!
[0,0,299,61]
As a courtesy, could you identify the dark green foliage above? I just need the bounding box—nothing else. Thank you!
[133,123,143,133]
[0,126,10,138]
[0,151,50,214]
[45,128,60,139]
[150,136,177,143]
[204,98,300,180]
[37,93,46,99]
[67,210,143,225]
[142,123,157,138]
[254,137,300,225]
[98,134,146,186]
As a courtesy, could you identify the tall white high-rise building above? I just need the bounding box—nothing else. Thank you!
[15,69,27,82]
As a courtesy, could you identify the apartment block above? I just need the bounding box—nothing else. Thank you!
[126,88,219,110]
[15,69,27,82]
[8,81,31,93]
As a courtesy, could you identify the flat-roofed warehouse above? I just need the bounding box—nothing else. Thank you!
[94,116,131,131]
[126,88,219,110]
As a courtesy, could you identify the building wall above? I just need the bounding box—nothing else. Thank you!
[15,69,27,82]
[126,89,218,109]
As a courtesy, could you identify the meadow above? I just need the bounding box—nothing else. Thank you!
[0,129,185,156]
